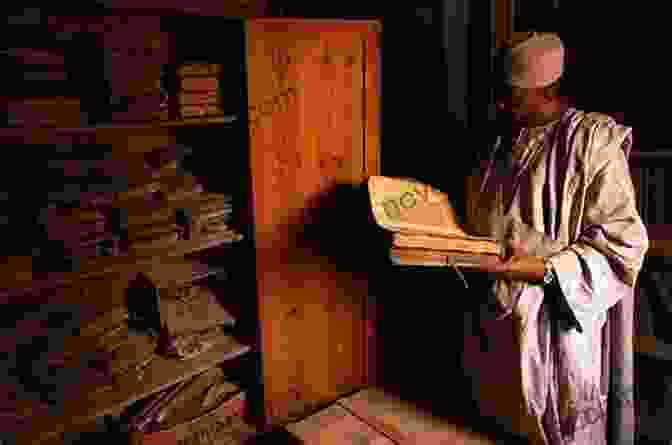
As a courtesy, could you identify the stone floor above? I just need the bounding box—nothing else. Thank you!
[280,386,528,445]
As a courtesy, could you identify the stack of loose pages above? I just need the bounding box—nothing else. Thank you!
[367,176,503,267]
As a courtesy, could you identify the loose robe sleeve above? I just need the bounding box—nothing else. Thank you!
[547,121,649,332]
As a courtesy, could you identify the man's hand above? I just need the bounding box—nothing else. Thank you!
[477,239,546,283]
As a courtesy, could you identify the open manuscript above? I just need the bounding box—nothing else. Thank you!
[367,176,503,268]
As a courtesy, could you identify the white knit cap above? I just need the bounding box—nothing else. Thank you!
[503,32,565,88]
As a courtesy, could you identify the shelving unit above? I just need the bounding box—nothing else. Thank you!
[0,232,242,300]
[14,334,250,444]
[630,150,672,257]
[631,146,672,441]
[1,7,381,445]
[4,115,238,131]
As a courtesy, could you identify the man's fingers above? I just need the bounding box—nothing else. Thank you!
[478,255,504,272]
[507,239,529,257]
[503,241,520,260]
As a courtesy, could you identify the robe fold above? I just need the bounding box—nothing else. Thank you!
[462,108,648,445]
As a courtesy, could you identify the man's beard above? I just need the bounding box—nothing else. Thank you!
[498,110,560,128]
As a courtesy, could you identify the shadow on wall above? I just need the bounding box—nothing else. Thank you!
[296,182,388,274]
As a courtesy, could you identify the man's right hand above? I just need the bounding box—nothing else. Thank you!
[501,217,565,258]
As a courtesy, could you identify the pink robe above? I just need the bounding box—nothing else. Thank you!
[462,108,648,445]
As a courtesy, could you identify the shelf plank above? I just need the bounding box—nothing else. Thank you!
[631,150,672,160]
[157,115,238,127]
[142,259,226,290]
[0,115,237,133]
[645,224,672,257]
[11,332,251,444]
[649,239,672,257]
[635,335,672,361]
[0,230,243,302]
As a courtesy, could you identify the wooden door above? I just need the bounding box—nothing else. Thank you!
[246,19,380,425]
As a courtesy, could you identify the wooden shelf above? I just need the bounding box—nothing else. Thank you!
[635,335,672,361]
[1,115,238,133]
[142,260,227,290]
[12,333,251,444]
[4,4,267,19]
[645,224,672,257]
[649,239,672,257]
[156,116,238,128]
[631,150,672,160]
[0,230,243,301]
[1,16,382,436]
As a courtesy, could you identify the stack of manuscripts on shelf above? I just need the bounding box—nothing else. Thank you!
[127,366,255,445]
[367,176,502,268]
[0,259,253,444]
[2,96,84,128]
[1,33,102,126]
[123,266,254,445]
[176,63,224,119]
[0,144,243,294]
[22,143,242,269]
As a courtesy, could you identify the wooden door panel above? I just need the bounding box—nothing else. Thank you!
[247,25,365,249]
[297,32,364,187]
[246,19,377,425]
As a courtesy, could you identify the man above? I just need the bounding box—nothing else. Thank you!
[462,32,648,445]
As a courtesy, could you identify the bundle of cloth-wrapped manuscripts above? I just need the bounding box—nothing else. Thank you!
[126,366,253,440]
[0,143,240,273]
[0,268,248,440]
[176,63,225,119]
[367,176,503,268]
